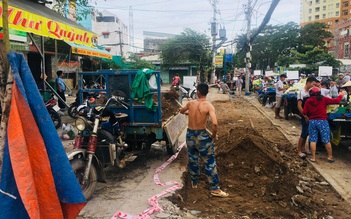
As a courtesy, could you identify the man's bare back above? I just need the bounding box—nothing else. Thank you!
[180,98,218,139]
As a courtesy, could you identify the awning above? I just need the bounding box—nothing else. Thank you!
[337,59,351,66]
[65,42,112,59]
[0,0,98,48]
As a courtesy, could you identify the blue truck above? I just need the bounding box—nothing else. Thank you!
[75,69,187,155]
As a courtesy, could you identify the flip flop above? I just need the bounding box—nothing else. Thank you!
[210,190,229,198]
[302,151,312,155]
[309,158,316,163]
[327,159,335,163]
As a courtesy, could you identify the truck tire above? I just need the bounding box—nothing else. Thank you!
[70,159,97,200]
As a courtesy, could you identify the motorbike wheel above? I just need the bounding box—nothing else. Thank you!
[70,159,97,200]
[68,104,79,119]
[284,104,289,120]
[258,94,264,105]
[49,109,61,129]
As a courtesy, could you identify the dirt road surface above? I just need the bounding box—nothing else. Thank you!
[60,88,351,219]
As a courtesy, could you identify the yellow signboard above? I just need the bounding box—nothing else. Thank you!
[66,42,112,59]
[0,3,98,48]
[215,55,223,68]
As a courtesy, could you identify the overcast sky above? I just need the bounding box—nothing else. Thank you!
[95,0,300,51]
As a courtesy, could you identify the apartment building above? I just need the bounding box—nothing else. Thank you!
[92,10,129,57]
[301,0,351,56]
[301,0,343,28]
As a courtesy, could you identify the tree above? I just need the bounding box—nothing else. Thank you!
[128,54,155,70]
[298,22,333,53]
[51,0,96,21]
[235,22,300,70]
[160,29,211,70]
[291,47,341,68]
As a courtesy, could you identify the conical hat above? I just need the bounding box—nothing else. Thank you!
[342,81,351,87]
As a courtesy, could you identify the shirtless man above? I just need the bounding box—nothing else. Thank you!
[180,83,229,197]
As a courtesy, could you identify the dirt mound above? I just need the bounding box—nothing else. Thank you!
[161,90,180,121]
[171,98,350,218]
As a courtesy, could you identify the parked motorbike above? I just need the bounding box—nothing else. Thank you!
[68,80,101,119]
[178,82,197,99]
[258,87,276,107]
[67,95,130,199]
[41,90,62,129]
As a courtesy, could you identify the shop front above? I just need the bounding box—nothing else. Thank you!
[0,0,111,89]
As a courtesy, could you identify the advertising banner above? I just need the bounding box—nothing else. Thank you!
[66,42,112,59]
[286,71,299,79]
[215,55,223,68]
[254,70,261,76]
[318,66,333,76]
[0,3,98,47]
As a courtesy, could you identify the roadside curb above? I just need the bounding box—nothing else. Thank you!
[244,95,351,205]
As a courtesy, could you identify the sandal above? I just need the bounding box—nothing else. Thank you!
[210,190,229,197]
[302,151,312,155]
[327,159,335,163]
[309,158,316,163]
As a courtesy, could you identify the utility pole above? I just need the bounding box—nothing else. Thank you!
[244,0,252,94]
[129,6,135,53]
[117,30,123,57]
[2,0,10,54]
[210,0,218,84]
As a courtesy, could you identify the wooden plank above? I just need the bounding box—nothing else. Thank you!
[164,113,188,146]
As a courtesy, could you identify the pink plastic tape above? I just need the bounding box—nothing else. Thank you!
[111,141,186,219]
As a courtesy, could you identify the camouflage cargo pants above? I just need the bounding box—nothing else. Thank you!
[186,129,219,190]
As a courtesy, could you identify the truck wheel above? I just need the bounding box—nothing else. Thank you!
[70,159,97,200]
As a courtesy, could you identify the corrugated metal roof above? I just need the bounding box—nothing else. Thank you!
[6,0,93,33]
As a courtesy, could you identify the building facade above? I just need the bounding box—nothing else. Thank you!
[301,0,351,56]
[92,10,129,57]
[143,31,176,53]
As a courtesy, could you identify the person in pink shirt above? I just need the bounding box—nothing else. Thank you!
[302,87,346,163]
[171,73,181,87]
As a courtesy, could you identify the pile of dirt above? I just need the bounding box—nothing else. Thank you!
[171,98,351,218]
[161,89,180,121]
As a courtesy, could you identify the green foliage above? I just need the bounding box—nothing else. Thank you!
[232,53,246,68]
[298,22,333,53]
[160,29,211,69]
[235,21,339,70]
[236,22,300,70]
[101,60,121,69]
[127,54,155,70]
[290,47,341,68]
[52,0,94,21]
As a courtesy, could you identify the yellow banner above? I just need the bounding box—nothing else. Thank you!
[215,55,223,68]
[71,46,112,59]
[0,3,98,47]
